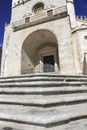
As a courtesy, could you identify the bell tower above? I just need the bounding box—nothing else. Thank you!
[67,0,77,28]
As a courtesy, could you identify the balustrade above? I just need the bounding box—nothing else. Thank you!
[12,6,67,30]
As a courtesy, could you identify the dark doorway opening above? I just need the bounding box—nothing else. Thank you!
[43,55,54,72]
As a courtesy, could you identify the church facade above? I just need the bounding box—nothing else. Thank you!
[1,1,87,130]
[1,0,87,76]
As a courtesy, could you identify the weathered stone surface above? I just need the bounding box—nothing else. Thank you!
[1,0,87,129]
[0,74,86,129]
[1,0,77,76]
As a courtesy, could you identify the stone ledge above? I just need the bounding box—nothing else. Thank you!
[0,86,87,95]
[1,73,87,81]
[0,81,87,87]
[0,93,87,107]
[0,106,87,128]
[13,13,67,32]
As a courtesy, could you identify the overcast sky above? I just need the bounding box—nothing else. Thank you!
[0,0,87,47]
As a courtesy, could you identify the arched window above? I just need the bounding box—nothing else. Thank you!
[33,3,44,14]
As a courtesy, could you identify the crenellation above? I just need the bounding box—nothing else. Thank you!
[76,15,87,21]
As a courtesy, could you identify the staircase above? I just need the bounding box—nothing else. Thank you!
[0,74,87,130]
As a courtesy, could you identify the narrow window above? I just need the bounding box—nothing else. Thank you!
[84,36,87,39]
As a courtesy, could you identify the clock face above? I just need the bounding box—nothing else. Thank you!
[33,3,44,14]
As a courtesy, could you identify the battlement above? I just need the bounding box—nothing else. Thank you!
[76,15,87,21]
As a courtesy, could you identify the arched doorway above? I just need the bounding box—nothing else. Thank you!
[21,29,59,74]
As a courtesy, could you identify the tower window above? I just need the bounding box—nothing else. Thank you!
[84,36,87,39]
[33,3,44,14]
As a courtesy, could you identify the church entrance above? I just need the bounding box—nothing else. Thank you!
[21,29,60,74]
[43,55,54,72]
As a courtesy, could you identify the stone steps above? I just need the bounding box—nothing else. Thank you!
[0,93,87,107]
[0,102,87,128]
[0,74,87,129]
[1,74,87,82]
[0,86,87,95]
[0,81,87,88]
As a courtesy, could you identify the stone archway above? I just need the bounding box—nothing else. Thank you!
[21,29,59,74]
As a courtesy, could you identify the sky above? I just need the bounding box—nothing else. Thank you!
[74,0,87,16]
[0,0,87,47]
[0,0,12,47]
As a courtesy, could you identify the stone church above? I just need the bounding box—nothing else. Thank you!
[2,0,86,76]
[0,0,87,130]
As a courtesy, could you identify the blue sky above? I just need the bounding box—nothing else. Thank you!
[0,0,87,47]
[74,0,87,16]
[0,0,12,47]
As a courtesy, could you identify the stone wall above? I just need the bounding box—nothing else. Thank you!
[2,0,79,76]
[2,16,76,76]
[11,0,66,23]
